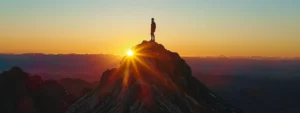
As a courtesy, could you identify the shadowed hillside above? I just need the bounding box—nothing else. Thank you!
[0,67,75,113]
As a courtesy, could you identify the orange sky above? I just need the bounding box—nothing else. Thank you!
[1,0,300,57]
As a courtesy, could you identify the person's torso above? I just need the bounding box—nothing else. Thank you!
[151,22,156,31]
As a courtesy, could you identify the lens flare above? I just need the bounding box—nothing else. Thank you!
[127,50,134,56]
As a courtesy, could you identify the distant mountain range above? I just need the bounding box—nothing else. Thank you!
[0,54,122,81]
[1,53,300,82]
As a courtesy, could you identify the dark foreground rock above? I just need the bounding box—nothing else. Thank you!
[0,67,75,113]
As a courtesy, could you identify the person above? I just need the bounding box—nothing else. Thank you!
[150,18,156,41]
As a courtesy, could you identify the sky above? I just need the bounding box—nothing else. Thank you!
[0,0,299,57]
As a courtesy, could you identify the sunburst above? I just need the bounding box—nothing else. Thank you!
[127,49,134,56]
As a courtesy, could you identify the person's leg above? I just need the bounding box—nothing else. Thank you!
[151,33,154,41]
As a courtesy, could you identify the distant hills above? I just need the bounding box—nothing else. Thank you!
[0,67,75,113]
[1,53,300,82]
[0,54,122,81]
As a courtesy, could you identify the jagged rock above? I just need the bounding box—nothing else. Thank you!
[66,41,243,113]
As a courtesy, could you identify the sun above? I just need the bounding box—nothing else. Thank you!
[127,50,134,56]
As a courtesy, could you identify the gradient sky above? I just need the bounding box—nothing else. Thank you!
[1,0,299,57]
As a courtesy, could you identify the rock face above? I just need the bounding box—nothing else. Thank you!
[0,67,75,113]
[66,41,242,113]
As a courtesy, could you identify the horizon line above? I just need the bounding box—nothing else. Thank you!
[0,53,300,59]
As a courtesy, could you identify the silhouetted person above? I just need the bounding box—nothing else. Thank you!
[151,18,156,41]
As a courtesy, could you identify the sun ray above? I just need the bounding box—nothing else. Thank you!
[103,47,179,96]
[133,56,179,90]
[132,42,151,52]
[131,58,142,80]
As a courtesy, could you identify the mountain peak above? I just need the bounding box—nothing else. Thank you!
[66,41,242,113]
[131,40,180,60]
[1,66,29,81]
[8,66,27,74]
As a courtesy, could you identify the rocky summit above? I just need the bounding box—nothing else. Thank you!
[66,41,242,113]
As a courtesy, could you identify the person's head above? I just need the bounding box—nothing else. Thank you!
[152,18,154,21]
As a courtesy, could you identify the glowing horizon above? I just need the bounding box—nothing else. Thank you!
[1,0,299,57]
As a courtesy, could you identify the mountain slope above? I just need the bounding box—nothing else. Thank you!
[66,41,242,113]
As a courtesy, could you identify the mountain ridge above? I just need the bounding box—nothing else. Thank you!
[66,40,242,113]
